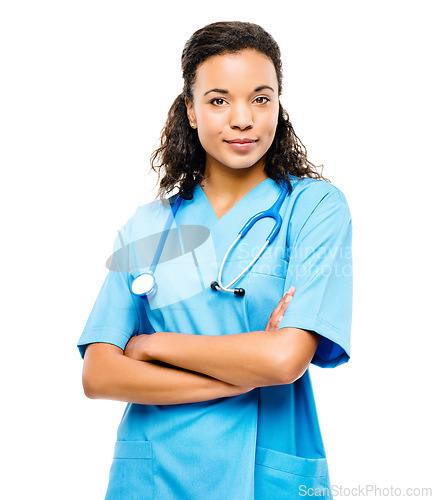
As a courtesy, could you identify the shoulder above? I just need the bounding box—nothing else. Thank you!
[288,174,347,203]
[287,175,351,219]
[119,195,179,243]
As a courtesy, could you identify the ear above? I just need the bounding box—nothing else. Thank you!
[184,97,197,129]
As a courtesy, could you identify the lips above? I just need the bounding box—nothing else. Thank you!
[225,138,257,144]
[224,138,258,152]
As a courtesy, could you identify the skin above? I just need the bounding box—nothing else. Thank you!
[185,49,279,218]
[82,49,320,404]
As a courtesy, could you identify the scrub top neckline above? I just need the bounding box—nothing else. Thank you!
[194,176,273,223]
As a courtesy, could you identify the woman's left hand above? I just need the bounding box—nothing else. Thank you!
[265,286,296,333]
[124,333,154,361]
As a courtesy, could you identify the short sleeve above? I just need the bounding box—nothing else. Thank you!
[77,219,140,359]
[278,186,353,368]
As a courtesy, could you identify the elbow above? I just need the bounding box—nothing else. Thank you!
[274,352,308,386]
[82,377,97,399]
[271,329,319,385]
[82,370,113,400]
[82,359,115,399]
[274,366,294,386]
[275,366,305,386]
[81,343,122,399]
[81,350,110,399]
[280,367,308,385]
[82,369,101,399]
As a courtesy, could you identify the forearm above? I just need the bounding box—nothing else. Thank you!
[147,330,286,388]
[83,343,253,405]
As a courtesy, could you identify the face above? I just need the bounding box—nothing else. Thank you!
[185,49,279,176]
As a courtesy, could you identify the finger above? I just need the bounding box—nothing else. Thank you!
[270,300,290,330]
[278,295,293,317]
[274,288,293,312]
[270,301,286,323]
[267,311,286,332]
[272,286,296,317]
[266,287,297,332]
[265,311,282,331]
[272,287,296,322]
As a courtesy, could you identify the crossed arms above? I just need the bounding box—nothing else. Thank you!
[82,287,320,405]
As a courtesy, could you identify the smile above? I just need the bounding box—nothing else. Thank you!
[224,138,258,152]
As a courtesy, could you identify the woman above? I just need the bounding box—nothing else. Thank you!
[79,21,352,499]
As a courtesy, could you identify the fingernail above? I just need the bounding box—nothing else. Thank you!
[289,286,295,293]
[285,294,292,302]
[279,315,284,322]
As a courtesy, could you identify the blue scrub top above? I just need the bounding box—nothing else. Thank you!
[78,175,353,500]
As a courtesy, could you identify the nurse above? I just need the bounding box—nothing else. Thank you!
[79,21,352,499]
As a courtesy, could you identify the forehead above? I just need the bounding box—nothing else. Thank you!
[194,49,278,93]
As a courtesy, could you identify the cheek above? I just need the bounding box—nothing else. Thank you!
[259,109,279,138]
[268,113,279,142]
[196,115,224,145]
[260,121,278,146]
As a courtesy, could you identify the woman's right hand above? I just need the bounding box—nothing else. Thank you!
[265,286,296,333]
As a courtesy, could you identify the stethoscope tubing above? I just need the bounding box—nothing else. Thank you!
[130,195,182,297]
[217,237,269,291]
[214,182,289,295]
[130,180,289,298]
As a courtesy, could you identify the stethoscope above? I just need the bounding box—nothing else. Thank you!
[130,180,288,299]
[130,194,182,299]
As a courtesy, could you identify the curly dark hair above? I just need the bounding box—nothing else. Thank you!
[151,21,329,203]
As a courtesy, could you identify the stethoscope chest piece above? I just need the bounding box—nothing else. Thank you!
[129,194,182,300]
[131,272,158,299]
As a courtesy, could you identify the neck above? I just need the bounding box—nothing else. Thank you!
[200,159,268,201]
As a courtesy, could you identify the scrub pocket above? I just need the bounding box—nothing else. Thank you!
[245,269,286,332]
[254,446,332,499]
[105,440,154,500]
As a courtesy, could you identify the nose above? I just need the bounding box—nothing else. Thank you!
[229,102,253,130]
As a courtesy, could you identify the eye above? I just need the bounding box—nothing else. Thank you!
[210,98,227,106]
[254,96,270,104]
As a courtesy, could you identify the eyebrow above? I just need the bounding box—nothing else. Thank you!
[203,85,275,96]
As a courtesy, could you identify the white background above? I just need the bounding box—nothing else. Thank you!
[1,1,432,499]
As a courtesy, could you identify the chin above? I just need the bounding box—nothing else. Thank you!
[222,157,264,170]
